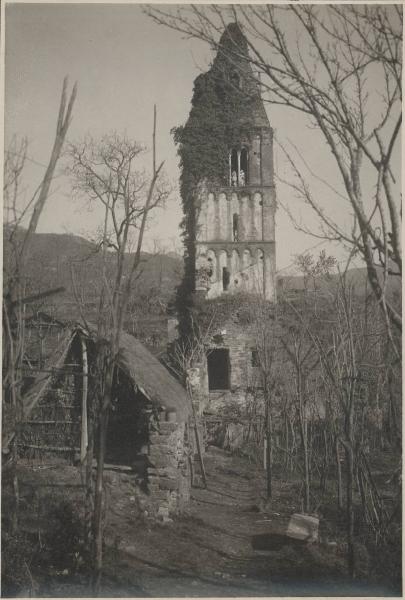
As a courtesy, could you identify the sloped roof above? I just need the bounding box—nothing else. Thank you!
[114,330,190,421]
[80,324,190,421]
[3,319,190,452]
[212,22,271,130]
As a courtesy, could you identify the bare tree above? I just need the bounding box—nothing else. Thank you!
[145,5,402,332]
[3,78,77,531]
[279,303,319,513]
[166,314,220,489]
[248,298,280,499]
[67,109,169,594]
[303,271,395,576]
[277,251,337,512]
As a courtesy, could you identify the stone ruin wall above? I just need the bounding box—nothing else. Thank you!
[187,320,263,411]
[195,186,276,302]
[146,412,191,518]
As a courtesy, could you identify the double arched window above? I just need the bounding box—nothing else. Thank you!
[229,147,249,187]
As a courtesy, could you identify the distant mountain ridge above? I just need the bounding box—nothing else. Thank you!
[4,228,400,337]
[278,266,401,300]
[3,228,184,341]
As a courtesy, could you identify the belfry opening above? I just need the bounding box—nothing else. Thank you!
[229,148,249,187]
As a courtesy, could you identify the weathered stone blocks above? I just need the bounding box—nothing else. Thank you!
[148,454,173,468]
[159,478,179,491]
[145,417,190,517]
[159,422,178,434]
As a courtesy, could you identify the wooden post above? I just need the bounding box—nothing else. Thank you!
[263,437,267,469]
[80,335,88,463]
[186,380,207,488]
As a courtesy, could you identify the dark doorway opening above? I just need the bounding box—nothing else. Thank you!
[207,349,230,391]
[106,371,149,468]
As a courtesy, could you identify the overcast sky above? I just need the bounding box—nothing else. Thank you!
[5,3,399,272]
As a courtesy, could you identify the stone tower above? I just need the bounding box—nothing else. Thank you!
[191,23,276,301]
[173,23,277,428]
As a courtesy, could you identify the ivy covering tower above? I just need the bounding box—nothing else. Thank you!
[173,22,276,338]
[169,22,278,431]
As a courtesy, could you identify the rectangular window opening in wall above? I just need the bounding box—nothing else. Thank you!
[207,349,230,391]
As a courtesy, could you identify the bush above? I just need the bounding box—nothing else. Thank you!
[1,530,39,596]
[39,495,87,573]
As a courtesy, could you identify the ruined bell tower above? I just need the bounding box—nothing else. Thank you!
[172,22,278,427]
[190,23,276,301]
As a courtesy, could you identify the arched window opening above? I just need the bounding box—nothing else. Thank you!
[229,147,249,187]
[207,257,213,278]
[230,149,238,186]
[207,250,217,282]
[232,213,239,241]
[222,266,230,291]
[240,148,248,185]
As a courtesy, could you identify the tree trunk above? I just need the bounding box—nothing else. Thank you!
[265,396,272,500]
[193,419,207,488]
[11,438,19,534]
[299,407,310,512]
[320,427,329,494]
[284,411,289,469]
[84,377,94,569]
[388,368,400,450]
[303,435,310,513]
[186,382,207,489]
[92,409,109,595]
[92,359,114,595]
[290,419,296,473]
[335,436,343,510]
[84,425,94,562]
[345,442,355,578]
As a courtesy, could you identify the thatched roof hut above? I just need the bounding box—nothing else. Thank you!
[10,317,190,446]
[112,330,190,421]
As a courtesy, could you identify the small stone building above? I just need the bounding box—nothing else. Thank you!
[189,317,260,416]
[106,329,192,516]
[16,315,192,517]
[186,307,266,450]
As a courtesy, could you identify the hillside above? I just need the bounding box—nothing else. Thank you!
[4,228,400,346]
[3,228,183,349]
[277,267,401,302]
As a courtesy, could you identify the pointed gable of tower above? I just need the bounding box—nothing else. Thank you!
[173,22,271,202]
[211,23,270,130]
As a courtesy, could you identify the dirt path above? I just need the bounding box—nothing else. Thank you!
[103,447,391,597]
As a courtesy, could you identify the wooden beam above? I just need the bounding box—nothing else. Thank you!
[10,286,66,308]
[3,330,76,451]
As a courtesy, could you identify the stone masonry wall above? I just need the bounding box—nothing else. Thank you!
[146,411,190,519]
[191,318,262,416]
